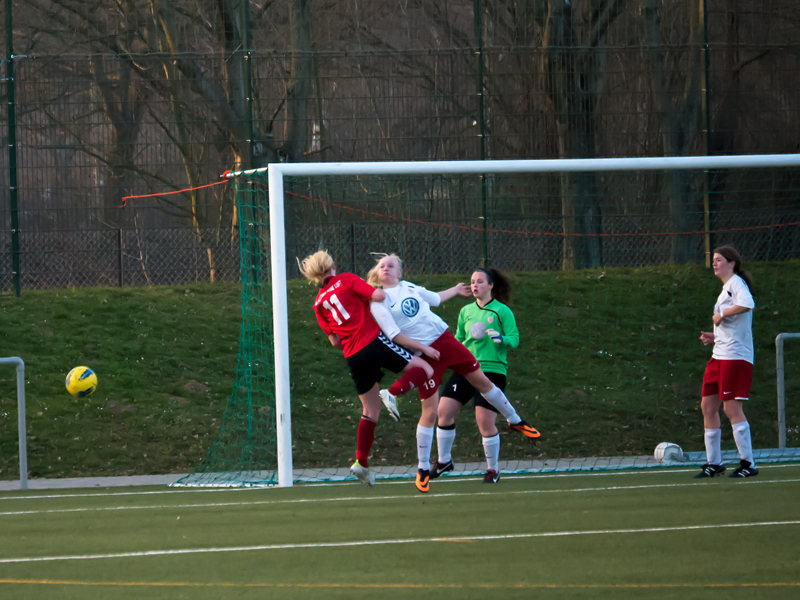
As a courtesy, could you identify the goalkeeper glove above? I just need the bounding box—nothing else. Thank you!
[486,328,503,344]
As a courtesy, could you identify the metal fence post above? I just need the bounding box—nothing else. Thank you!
[118,228,124,287]
[5,0,21,296]
[1,357,27,490]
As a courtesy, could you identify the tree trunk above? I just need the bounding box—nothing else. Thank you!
[283,0,314,162]
[542,0,607,270]
[92,56,145,228]
[643,0,704,264]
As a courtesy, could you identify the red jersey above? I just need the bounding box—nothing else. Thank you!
[313,273,380,357]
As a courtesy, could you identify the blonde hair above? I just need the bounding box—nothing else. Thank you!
[366,253,403,287]
[297,250,334,285]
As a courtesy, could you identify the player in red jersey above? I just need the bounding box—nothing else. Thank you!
[299,250,437,487]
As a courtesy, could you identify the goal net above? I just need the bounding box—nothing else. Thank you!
[176,156,800,488]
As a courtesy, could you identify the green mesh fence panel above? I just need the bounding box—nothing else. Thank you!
[179,164,800,487]
[176,180,277,487]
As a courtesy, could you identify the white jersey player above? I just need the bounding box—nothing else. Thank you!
[696,246,758,479]
[367,253,540,493]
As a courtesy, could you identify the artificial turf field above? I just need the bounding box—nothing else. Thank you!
[0,465,798,599]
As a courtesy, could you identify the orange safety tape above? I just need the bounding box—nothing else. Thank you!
[120,179,229,208]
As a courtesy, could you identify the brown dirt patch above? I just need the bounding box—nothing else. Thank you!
[106,400,138,416]
[183,380,209,394]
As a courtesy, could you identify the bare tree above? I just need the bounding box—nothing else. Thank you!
[530,0,627,269]
[92,53,147,227]
[19,0,316,278]
[642,0,704,264]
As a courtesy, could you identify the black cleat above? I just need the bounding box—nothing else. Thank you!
[430,460,454,480]
[694,463,726,479]
[483,469,500,484]
[729,460,759,478]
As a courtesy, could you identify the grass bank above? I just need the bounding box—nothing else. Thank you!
[1,260,799,480]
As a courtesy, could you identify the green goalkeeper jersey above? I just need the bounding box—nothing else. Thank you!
[454,299,519,375]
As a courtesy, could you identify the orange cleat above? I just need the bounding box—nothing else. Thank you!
[415,468,430,493]
[509,420,541,439]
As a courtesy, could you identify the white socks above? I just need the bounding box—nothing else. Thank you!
[436,426,457,464]
[483,434,500,472]
[417,424,434,470]
[705,423,756,467]
[732,421,755,467]
[704,428,722,465]
[480,385,521,424]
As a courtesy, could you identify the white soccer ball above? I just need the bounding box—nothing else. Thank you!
[654,442,684,463]
[470,321,487,340]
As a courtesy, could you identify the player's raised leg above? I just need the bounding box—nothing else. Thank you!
[464,369,540,439]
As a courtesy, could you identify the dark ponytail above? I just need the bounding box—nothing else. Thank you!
[476,267,512,305]
[713,246,755,294]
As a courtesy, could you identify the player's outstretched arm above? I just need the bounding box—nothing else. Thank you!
[437,282,471,303]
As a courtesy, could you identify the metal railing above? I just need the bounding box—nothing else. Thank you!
[0,357,27,490]
[776,334,800,449]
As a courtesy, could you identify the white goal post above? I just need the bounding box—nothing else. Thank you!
[227,154,800,488]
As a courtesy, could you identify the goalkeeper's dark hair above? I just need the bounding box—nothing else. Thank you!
[713,246,754,294]
[476,267,511,305]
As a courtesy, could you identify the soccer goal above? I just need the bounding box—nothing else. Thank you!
[175,154,800,488]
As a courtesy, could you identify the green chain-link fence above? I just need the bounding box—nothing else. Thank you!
[2,1,800,291]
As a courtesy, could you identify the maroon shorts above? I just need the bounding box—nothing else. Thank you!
[417,331,481,400]
[702,358,753,401]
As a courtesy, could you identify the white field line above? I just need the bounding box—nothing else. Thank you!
[1,520,798,564]
[1,478,799,518]
[0,487,260,502]
[3,463,799,502]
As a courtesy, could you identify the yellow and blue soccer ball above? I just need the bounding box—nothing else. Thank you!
[65,366,98,398]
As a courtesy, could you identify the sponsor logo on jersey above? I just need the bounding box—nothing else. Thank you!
[401,297,420,317]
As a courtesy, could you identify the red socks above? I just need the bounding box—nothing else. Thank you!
[389,366,428,396]
[356,416,377,467]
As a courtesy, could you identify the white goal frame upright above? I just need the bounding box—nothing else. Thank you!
[227,154,800,488]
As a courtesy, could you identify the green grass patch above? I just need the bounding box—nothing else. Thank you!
[1,261,800,480]
[0,466,799,599]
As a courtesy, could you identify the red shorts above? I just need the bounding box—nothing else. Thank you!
[418,331,481,400]
[702,358,753,401]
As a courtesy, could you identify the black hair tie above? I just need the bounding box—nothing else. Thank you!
[477,268,493,284]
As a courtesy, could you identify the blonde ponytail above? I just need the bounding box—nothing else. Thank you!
[297,250,334,285]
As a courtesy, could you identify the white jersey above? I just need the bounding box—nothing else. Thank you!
[712,274,755,363]
[370,281,447,345]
